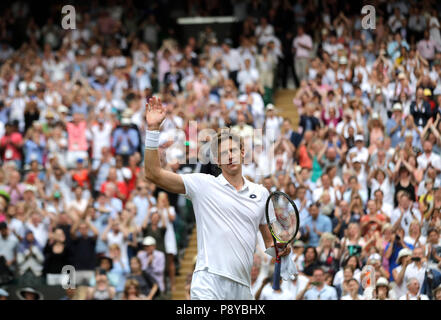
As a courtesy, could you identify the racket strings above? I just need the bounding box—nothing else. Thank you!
[269,194,298,243]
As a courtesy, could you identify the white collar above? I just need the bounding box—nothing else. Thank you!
[217,174,250,193]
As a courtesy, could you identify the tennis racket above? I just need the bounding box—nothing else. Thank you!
[265,191,300,290]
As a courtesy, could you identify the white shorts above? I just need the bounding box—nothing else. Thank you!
[190,270,254,300]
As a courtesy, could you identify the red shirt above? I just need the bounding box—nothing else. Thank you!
[127,167,140,195]
[72,169,90,188]
[361,213,387,235]
[0,132,23,160]
[101,181,128,200]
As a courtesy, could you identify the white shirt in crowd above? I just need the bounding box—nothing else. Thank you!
[417,152,441,171]
[259,284,296,300]
[292,34,313,58]
[281,274,309,299]
[89,122,112,160]
[390,207,422,237]
[399,293,429,300]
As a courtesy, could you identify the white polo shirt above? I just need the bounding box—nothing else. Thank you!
[180,173,268,287]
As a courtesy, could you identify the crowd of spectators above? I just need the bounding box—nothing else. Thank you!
[0,0,441,301]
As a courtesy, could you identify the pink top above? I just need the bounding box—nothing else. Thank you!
[66,121,88,151]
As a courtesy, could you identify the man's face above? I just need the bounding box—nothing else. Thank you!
[401,194,411,209]
[428,231,440,244]
[321,175,330,188]
[374,191,383,202]
[413,248,424,260]
[144,245,155,255]
[313,270,324,285]
[309,205,319,219]
[326,148,336,160]
[423,141,432,154]
[408,279,420,294]
[348,279,359,293]
[367,200,376,214]
[0,227,7,237]
[218,138,243,176]
[79,223,88,237]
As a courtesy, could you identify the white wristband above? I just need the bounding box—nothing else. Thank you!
[145,130,160,150]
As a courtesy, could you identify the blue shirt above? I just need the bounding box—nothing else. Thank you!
[133,195,157,227]
[304,285,338,300]
[303,214,333,247]
[92,212,111,254]
[24,139,45,165]
[112,127,139,156]
[386,118,405,148]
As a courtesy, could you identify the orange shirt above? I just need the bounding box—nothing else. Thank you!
[298,144,312,169]
[361,213,387,235]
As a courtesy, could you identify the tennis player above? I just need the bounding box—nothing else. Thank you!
[144,97,289,300]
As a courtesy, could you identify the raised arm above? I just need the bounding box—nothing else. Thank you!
[144,97,185,194]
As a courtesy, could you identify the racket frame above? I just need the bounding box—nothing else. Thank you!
[265,190,300,290]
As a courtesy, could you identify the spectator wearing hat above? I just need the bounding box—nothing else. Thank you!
[375,277,394,300]
[137,236,165,293]
[97,244,129,295]
[386,102,406,148]
[341,278,364,300]
[291,240,305,273]
[346,135,368,164]
[263,104,284,143]
[16,287,43,300]
[392,247,413,297]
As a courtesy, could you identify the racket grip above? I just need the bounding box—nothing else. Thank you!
[272,260,281,290]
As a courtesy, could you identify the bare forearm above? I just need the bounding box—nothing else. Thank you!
[144,149,185,194]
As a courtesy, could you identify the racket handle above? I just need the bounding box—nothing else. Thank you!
[272,260,281,290]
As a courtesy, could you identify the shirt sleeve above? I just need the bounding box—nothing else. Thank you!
[179,173,211,200]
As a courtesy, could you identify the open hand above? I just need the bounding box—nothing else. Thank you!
[145,96,166,130]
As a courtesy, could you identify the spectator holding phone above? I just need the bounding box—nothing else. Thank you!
[299,267,338,300]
